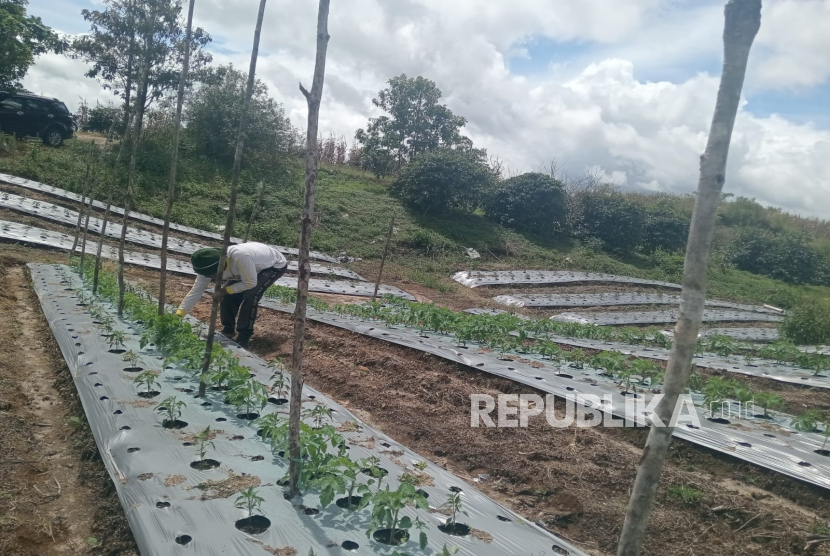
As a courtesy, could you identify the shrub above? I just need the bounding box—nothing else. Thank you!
[389,148,493,215]
[640,204,689,254]
[718,196,771,229]
[570,190,644,253]
[725,228,829,285]
[483,172,567,236]
[780,301,830,345]
[83,103,122,134]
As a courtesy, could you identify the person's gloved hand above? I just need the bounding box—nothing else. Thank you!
[175,309,186,318]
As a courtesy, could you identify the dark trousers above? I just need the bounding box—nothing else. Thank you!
[220,265,286,342]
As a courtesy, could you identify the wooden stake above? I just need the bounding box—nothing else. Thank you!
[372,212,395,301]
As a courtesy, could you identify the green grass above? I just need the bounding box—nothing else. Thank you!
[2,137,830,306]
[667,485,704,505]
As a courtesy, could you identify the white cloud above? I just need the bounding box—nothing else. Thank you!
[21,0,830,218]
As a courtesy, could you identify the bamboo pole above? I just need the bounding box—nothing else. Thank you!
[372,212,395,301]
[615,2,762,554]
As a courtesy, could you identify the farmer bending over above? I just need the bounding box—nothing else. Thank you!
[176,242,287,348]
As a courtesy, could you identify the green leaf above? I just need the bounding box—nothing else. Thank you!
[399,516,412,529]
[419,531,428,551]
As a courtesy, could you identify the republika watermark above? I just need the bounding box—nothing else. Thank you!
[470,393,710,428]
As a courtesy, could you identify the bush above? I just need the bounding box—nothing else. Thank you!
[83,103,122,134]
[780,301,830,345]
[390,148,493,215]
[718,196,771,229]
[570,190,644,253]
[640,204,689,254]
[725,228,829,285]
[483,172,567,236]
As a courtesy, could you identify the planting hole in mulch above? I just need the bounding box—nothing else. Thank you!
[815,450,830,457]
[372,528,409,546]
[449,486,463,493]
[276,477,289,486]
[120,426,131,431]
[175,388,194,393]
[497,515,511,522]
[123,367,143,373]
[200,401,212,407]
[235,515,271,535]
[268,397,288,405]
[557,374,573,379]
[799,461,813,467]
[237,413,260,421]
[341,540,359,551]
[361,466,389,477]
[754,414,774,420]
[113,410,123,415]
[737,442,752,448]
[707,417,731,425]
[182,442,193,447]
[303,508,320,516]
[216,417,227,422]
[175,535,192,545]
[190,459,220,470]
[251,455,264,461]
[416,489,429,499]
[109,348,127,354]
[156,501,171,509]
[99,396,109,401]
[687,424,700,429]
[162,419,189,430]
[336,496,363,510]
[137,391,161,399]
[438,522,471,536]
[211,385,230,392]
[127,447,140,453]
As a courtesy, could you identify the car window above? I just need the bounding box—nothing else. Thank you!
[25,99,50,113]
[0,98,23,111]
[55,102,71,115]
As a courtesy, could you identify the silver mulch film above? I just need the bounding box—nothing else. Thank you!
[494,292,779,314]
[552,310,784,326]
[31,263,581,556]
[453,270,681,289]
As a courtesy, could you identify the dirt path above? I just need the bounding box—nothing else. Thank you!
[0,260,136,555]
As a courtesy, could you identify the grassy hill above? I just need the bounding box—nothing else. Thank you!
[1,136,829,308]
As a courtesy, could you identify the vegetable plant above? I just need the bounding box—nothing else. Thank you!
[440,492,467,534]
[227,379,268,418]
[270,371,290,401]
[567,348,586,369]
[157,396,186,425]
[414,461,428,471]
[122,350,140,368]
[234,486,265,517]
[791,409,822,432]
[362,455,386,492]
[367,483,429,547]
[195,426,215,462]
[754,391,784,418]
[106,330,126,351]
[303,405,333,429]
[702,377,731,417]
[134,370,159,394]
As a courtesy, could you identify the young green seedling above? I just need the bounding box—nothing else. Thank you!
[303,405,333,429]
[440,492,468,533]
[791,410,822,432]
[122,350,140,368]
[362,455,386,492]
[367,483,429,546]
[568,348,586,370]
[157,396,186,424]
[414,461,428,471]
[195,426,215,462]
[134,371,159,394]
[754,391,784,418]
[106,330,126,351]
[270,372,289,400]
[234,486,265,518]
[227,380,268,418]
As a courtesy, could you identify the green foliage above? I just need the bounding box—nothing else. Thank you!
[667,485,703,505]
[157,396,185,423]
[185,64,293,174]
[390,148,494,216]
[0,0,67,90]
[83,103,123,133]
[781,301,830,345]
[234,486,264,518]
[483,172,568,236]
[640,203,689,254]
[725,228,829,286]
[195,426,214,461]
[791,410,822,432]
[227,379,268,416]
[718,196,770,229]
[72,0,212,111]
[355,74,471,176]
[440,492,467,531]
[133,370,159,393]
[570,190,645,254]
[754,392,784,417]
[106,329,126,350]
[367,483,429,546]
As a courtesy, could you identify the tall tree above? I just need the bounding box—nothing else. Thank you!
[73,0,212,114]
[288,0,331,498]
[197,0,268,398]
[355,74,468,175]
[79,120,119,276]
[158,0,196,315]
[0,0,67,90]
[615,1,762,555]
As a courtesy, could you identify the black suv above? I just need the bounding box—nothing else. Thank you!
[0,92,75,147]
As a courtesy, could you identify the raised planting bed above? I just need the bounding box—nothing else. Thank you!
[0,191,364,280]
[30,263,579,556]
[0,171,337,262]
[2,220,412,299]
[452,270,681,290]
[552,309,783,326]
[493,292,780,314]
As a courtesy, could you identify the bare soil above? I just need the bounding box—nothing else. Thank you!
[0,250,136,555]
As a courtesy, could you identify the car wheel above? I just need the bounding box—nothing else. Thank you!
[43,128,64,147]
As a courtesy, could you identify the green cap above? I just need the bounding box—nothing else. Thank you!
[191,248,221,276]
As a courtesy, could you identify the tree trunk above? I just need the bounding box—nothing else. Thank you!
[372,212,395,301]
[69,140,97,257]
[243,180,266,243]
[615,2,761,555]
[117,58,151,316]
[124,0,136,119]
[288,0,331,498]
[158,0,196,315]
[197,0,268,398]
[79,120,118,277]
[93,110,134,295]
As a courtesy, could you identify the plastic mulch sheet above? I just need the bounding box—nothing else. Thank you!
[0,172,337,262]
[552,310,784,326]
[493,292,780,314]
[31,263,583,556]
[453,270,681,290]
[246,297,830,490]
[0,192,364,280]
[1,220,414,300]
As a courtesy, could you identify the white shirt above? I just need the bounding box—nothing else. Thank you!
[177,242,287,315]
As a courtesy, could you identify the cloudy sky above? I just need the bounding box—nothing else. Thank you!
[23,0,830,218]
